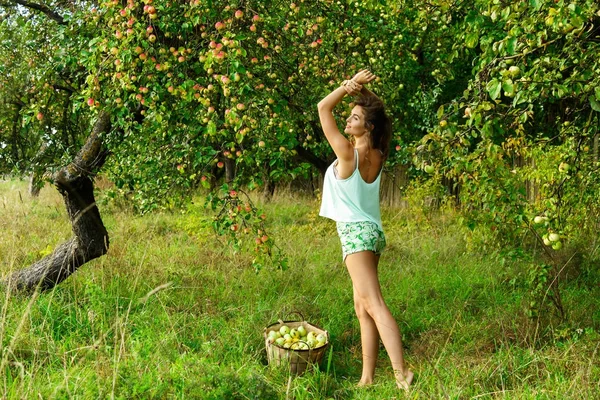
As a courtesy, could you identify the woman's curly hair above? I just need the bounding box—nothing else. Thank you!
[354,94,392,159]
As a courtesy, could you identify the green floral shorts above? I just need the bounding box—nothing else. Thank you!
[336,221,386,261]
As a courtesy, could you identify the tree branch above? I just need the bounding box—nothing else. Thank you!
[8,0,65,24]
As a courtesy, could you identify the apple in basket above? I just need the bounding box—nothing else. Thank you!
[268,324,327,349]
[267,330,281,343]
[297,325,307,336]
[279,325,291,336]
[316,334,327,346]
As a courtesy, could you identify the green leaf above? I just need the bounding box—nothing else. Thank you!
[529,0,541,10]
[590,97,600,112]
[519,111,528,123]
[502,80,514,96]
[595,86,600,101]
[465,32,479,49]
[436,105,445,119]
[512,91,528,107]
[486,79,502,100]
[207,121,216,135]
[506,37,517,55]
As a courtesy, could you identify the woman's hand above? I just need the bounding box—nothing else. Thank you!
[351,69,376,85]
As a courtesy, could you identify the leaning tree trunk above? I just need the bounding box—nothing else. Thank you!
[6,112,112,292]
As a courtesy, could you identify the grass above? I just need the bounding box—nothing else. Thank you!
[0,178,599,399]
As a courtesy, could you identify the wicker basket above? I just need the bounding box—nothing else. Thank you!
[264,318,329,375]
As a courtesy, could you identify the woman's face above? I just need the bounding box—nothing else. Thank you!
[344,106,369,137]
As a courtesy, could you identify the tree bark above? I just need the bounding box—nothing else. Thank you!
[224,158,235,182]
[10,104,21,163]
[28,173,42,197]
[28,142,50,197]
[5,112,111,292]
[8,0,66,24]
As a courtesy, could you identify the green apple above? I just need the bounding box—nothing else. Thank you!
[548,233,560,242]
[508,66,520,77]
[552,241,563,250]
[292,342,308,350]
[267,330,279,342]
[279,325,290,336]
[533,216,545,225]
[558,162,570,173]
[316,333,327,344]
[297,325,307,336]
[275,337,286,346]
[289,328,300,339]
[307,331,316,341]
[424,165,435,174]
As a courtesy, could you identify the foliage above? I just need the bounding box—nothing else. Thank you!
[0,3,94,174]
[204,184,288,271]
[417,0,600,316]
[0,0,462,210]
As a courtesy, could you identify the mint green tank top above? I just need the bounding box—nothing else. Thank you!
[319,149,383,231]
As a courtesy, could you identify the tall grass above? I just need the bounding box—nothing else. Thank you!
[0,179,598,399]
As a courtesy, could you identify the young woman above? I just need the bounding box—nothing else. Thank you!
[317,70,414,390]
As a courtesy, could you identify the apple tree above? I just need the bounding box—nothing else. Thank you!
[0,0,475,290]
[418,0,600,319]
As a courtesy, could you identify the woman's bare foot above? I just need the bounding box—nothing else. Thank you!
[394,369,414,390]
[357,378,373,387]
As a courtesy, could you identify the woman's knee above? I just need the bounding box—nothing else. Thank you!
[354,297,367,318]
[356,294,386,319]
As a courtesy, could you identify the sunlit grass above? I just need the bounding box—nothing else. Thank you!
[0,179,598,399]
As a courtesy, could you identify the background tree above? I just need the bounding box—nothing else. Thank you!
[0,0,463,290]
[420,0,600,320]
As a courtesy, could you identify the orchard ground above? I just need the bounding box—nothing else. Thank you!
[0,179,599,399]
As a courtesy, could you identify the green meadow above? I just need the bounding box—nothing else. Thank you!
[0,179,598,399]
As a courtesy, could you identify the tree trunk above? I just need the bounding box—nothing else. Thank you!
[263,176,276,201]
[11,104,22,163]
[5,112,112,292]
[28,173,42,197]
[28,143,50,198]
[224,158,235,182]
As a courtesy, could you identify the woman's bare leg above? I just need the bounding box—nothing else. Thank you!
[345,251,413,389]
[353,281,380,385]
